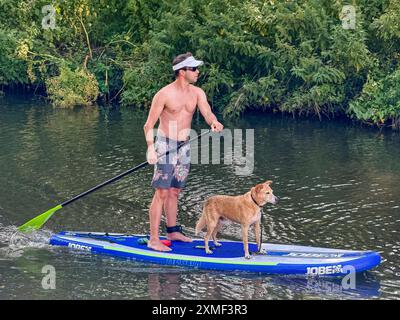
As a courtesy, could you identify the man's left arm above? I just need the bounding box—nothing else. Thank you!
[197,88,224,132]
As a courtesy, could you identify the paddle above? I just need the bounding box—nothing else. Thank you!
[18,130,210,233]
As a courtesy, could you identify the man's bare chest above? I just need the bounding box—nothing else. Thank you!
[165,93,197,114]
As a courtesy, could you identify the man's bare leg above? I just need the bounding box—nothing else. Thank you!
[165,187,192,242]
[148,189,171,251]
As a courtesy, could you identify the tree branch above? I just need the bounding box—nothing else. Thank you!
[78,14,93,63]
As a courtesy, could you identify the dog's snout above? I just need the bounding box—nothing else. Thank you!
[274,195,280,204]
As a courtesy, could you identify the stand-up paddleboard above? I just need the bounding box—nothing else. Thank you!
[50,231,381,276]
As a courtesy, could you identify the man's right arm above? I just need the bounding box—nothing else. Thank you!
[143,91,165,164]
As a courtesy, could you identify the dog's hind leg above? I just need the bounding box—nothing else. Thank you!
[204,216,218,254]
[212,219,223,247]
[195,214,206,235]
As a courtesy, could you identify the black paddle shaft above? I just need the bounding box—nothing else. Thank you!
[61,130,210,207]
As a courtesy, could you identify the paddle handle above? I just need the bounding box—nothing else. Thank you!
[61,130,210,207]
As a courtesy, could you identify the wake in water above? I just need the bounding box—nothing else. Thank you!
[0,224,53,258]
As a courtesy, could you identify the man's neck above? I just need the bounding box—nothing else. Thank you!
[174,77,191,91]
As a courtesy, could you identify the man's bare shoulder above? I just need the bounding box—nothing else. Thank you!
[152,84,175,105]
[155,84,171,97]
[189,85,205,96]
[157,83,176,94]
[190,85,206,99]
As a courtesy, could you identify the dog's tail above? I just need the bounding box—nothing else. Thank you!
[195,214,206,235]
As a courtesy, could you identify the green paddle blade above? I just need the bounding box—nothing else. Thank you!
[18,205,63,233]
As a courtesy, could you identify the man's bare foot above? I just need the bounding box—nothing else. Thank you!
[147,240,172,252]
[167,232,192,242]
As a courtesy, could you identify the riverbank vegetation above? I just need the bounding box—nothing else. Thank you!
[1,0,399,129]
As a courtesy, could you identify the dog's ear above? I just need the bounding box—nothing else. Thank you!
[255,183,264,192]
[264,180,273,185]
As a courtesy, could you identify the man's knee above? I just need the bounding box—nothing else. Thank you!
[168,188,181,199]
[154,189,169,201]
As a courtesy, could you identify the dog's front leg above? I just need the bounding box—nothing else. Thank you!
[241,225,251,259]
[254,220,261,252]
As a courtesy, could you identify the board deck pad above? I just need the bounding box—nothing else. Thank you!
[50,231,381,276]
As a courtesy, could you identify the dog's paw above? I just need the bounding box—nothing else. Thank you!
[214,241,222,247]
[205,249,213,254]
[245,254,251,259]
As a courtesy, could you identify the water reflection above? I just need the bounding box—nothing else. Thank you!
[144,268,381,300]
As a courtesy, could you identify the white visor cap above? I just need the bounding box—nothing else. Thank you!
[172,56,204,71]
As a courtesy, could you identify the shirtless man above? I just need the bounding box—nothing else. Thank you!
[143,52,224,251]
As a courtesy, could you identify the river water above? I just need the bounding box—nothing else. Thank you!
[0,95,399,300]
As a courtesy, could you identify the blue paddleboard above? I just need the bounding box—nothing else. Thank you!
[49,231,381,276]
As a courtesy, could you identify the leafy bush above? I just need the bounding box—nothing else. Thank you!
[349,68,400,128]
[0,29,28,85]
[46,66,99,108]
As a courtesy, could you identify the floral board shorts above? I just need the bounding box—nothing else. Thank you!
[151,135,191,189]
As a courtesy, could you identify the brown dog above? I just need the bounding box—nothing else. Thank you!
[195,181,278,259]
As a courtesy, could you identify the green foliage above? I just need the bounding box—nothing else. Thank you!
[201,64,235,109]
[122,59,171,106]
[223,76,281,117]
[46,66,99,108]
[0,0,132,103]
[120,0,374,121]
[349,68,400,128]
[0,0,400,128]
[0,29,28,85]
[370,0,400,42]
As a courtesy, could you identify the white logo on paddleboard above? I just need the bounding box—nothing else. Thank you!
[68,243,92,251]
[287,252,344,258]
[306,265,343,275]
